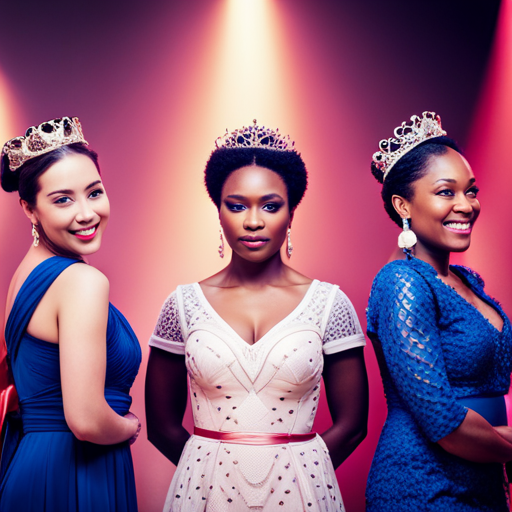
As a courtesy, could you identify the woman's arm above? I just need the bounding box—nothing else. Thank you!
[58,264,139,444]
[145,347,189,465]
[438,410,512,463]
[322,347,368,469]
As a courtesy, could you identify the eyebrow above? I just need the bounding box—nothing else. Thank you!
[433,177,476,185]
[47,180,102,197]
[225,193,285,201]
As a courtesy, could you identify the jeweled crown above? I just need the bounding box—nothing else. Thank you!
[215,120,295,152]
[2,116,88,171]
[373,111,447,181]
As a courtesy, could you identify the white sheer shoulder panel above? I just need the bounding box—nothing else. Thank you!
[295,281,334,331]
[149,289,185,355]
[323,287,365,355]
[181,284,214,330]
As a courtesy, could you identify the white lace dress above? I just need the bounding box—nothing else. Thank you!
[149,280,365,512]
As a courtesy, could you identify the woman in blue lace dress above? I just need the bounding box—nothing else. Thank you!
[0,117,141,511]
[365,112,512,511]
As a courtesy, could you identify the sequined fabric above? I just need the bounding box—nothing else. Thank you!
[149,280,366,511]
[366,257,512,512]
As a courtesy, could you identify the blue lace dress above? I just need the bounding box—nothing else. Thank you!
[366,257,512,512]
[0,256,141,512]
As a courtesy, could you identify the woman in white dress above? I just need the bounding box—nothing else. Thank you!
[145,121,368,511]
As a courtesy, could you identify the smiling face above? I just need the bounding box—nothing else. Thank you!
[394,147,480,257]
[23,153,110,257]
[219,164,292,262]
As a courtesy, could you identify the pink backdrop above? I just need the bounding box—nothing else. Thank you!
[0,1,509,511]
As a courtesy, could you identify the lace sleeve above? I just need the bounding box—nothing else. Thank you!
[148,290,186,355]
[323,288,366,355]
[369,264,467,442]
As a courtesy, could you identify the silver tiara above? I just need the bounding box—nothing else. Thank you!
[372,111,447,180]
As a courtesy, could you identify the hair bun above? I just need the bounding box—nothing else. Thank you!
[1,154,20,192]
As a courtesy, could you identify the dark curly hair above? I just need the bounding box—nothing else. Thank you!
[371,136,462,226]
[204,147,308,211]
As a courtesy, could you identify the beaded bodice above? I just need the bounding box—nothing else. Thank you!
[150,279,366,511]
[151,280,365,434]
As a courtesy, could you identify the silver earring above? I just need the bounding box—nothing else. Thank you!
[398,218,417,250]
[32,224,40,247]
[218,228,224,258]
[286,228,293,258]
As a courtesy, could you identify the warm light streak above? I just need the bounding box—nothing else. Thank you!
[0,72,23,221]
[0,71,24,345]
[210,0,291,128]
[0,73,20,147]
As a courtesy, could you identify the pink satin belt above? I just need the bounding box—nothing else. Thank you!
[194,427,317,445]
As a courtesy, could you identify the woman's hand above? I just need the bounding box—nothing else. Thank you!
[124,412,142,445]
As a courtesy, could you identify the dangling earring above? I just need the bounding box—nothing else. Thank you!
[286,228,293,258]
[32,224,40,247]
[398,218,417,251]
[218,228,224,258]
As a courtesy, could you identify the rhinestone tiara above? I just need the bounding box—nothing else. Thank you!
[2,116,88,172]
[372,111,447,181]
[215,119,295,152]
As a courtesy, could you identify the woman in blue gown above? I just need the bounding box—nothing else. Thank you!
[0,117,141,511]
[365,112,512,511]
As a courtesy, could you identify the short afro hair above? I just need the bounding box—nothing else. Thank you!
[204,147,308,211]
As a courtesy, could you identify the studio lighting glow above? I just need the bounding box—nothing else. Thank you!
[0,72,18,146]
[210,0,289,126]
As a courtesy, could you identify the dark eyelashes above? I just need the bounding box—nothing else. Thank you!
[224,202,284,212]
[436,187,479,197]
[53,189,104,204]
[90,189,104,198]
[225,202,246,212]
[263,203,284,212]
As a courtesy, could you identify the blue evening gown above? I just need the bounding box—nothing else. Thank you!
[0,256,141,511]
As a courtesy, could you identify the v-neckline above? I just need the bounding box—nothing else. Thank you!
[444,266,505,334]
[410,258,505,335]
[194,280,318,348]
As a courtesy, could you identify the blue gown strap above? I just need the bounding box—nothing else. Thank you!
[0,257,80,484]
[4,256,81,362]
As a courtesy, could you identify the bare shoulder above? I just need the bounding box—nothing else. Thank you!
[59,262,109,287]
[53,263,109,302]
